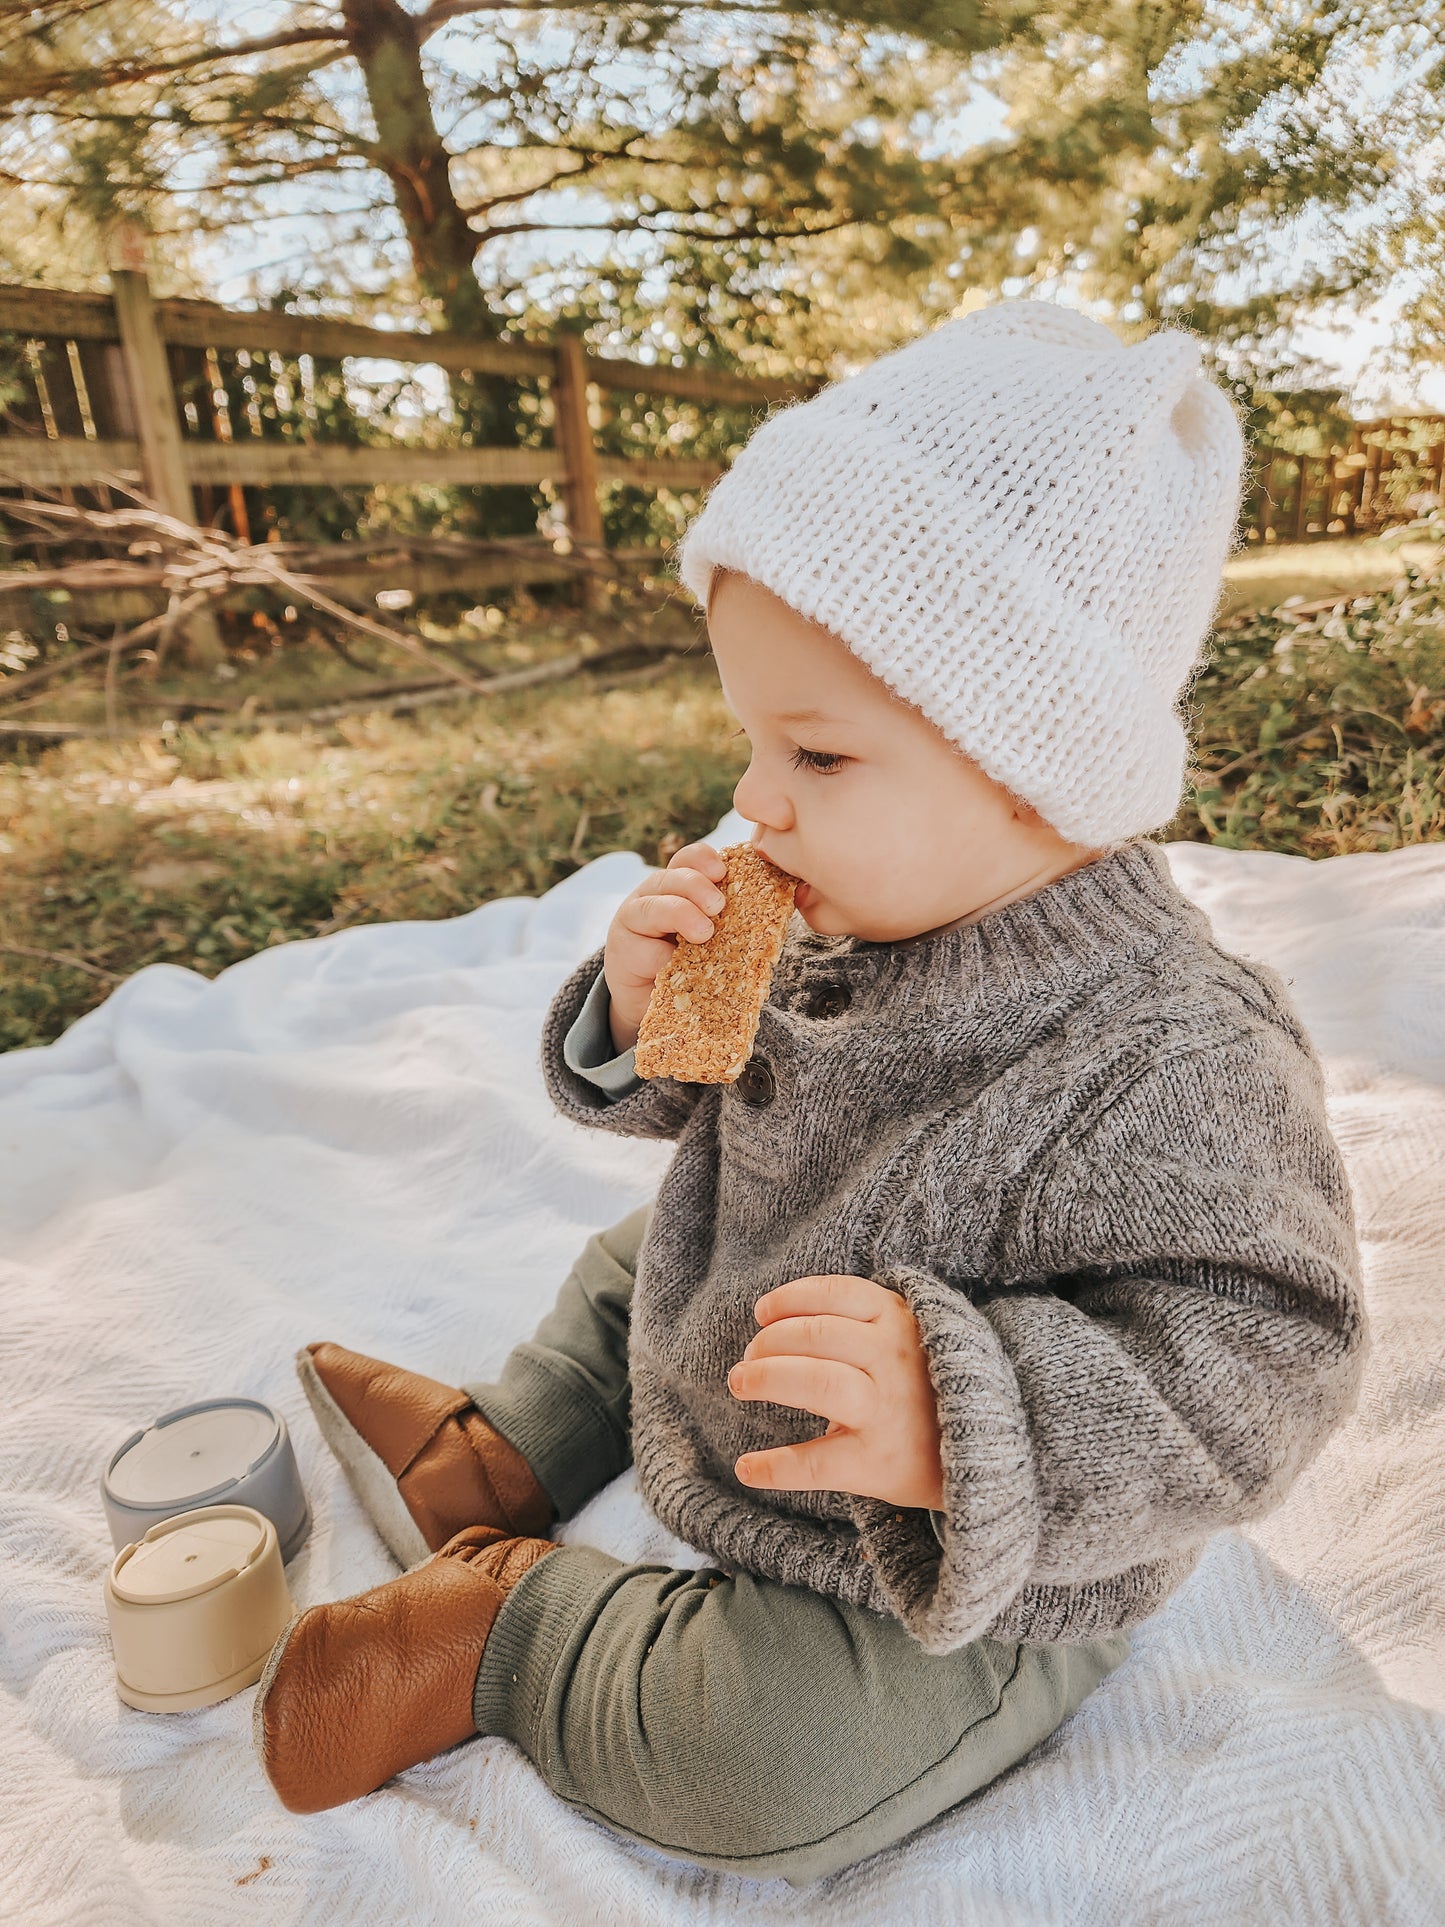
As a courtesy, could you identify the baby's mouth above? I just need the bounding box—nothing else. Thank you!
[752,841,815,903]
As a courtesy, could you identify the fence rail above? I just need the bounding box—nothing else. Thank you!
[0,272,828,654]
[3,274,1444,649]
[0,271,811,565]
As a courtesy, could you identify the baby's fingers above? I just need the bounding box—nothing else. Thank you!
[667,840,728,885]
[741,1312,883,1372]
[736,1430,855,1493]
[728,1354,873,1429]
[625,890,718,946]
[754,1273,898,1327]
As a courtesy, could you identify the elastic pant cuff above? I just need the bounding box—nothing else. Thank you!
[462,1351,622,1522]
[472,1541,625,1755]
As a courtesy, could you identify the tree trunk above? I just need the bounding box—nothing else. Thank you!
[342,0,542,542]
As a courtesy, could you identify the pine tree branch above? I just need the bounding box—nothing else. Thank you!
[465,207,860,251]
[0,27,350,103]
[454,135,701,220]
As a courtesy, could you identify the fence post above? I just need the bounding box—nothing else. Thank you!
[1263,452,1287,543]
[107,229,221,664]
[1360,435,1384,534]
[552,326,606,613]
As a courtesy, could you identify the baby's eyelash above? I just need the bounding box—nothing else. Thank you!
[790,746,846,775]
[727,725,845,774]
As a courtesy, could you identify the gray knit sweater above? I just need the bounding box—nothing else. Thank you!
[539,837,1368,1653]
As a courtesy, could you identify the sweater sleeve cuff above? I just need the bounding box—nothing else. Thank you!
[849,1263,1040,1655]
[561,963,644,1102]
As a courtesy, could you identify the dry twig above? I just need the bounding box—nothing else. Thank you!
[0,480,666,724]
[0,941,124,983]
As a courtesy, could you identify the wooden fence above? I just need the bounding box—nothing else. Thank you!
[2,272,1442,640]
[1253,421,1445,546]
[0,272,817,650]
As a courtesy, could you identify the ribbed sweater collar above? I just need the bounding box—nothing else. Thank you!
[788,836,1209,1018]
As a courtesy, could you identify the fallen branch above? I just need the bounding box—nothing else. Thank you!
[0,590,215,708]
[0,485,653,711]
[0,531,647,598]
[0,637,697,745]
[0,723,87,745]
[3,494,499,696]
[178,638,691,732]
[0,940,124,983]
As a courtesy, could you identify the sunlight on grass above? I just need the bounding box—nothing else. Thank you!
[1219,537,1441,616]
[0,663,747,1050]
[2,534,1441,1051]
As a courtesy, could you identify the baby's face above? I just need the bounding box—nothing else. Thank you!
[707,568,1101,943]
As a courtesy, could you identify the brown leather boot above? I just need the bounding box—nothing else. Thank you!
[253,1525,558,1813]
[296,1341,554,1568]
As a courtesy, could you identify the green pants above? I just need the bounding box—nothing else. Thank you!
[462,1202,1130,1887]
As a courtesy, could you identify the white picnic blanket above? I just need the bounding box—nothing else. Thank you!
[1,807,1443,1926]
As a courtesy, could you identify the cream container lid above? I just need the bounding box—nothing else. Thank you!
[104,1504,296,1713]
[111,1508,270,1605]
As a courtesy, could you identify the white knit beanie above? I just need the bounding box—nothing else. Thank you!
[673,298,1249,849]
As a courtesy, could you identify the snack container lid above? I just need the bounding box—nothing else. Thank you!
[104,1399,279,1508]
[101,1397,311,1565]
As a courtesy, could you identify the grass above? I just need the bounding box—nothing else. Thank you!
[1,533,1441,1055]
[1216,536,1441,619]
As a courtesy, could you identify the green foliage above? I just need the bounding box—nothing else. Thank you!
[3,3,1440,386]
[1167,527,1445,852]
[1248,387,1360,458]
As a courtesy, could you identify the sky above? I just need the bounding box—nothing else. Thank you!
[1289,294,1445,417]
[191,3,1443,417]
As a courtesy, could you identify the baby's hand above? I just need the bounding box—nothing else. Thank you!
[603,840,729,1055]
[726,1274,945,1512]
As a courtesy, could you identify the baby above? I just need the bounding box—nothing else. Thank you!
[252,300,1368,1887]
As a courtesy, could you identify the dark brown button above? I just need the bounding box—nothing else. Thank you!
[806,982,852,1020]
[734,1056,775,1106]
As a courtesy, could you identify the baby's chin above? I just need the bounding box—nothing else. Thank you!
[794,885,851,935]
[794,879,915,942]
[793,880,828,926]
[796,885,939,944]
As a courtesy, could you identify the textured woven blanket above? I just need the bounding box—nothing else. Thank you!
[1,808,1442,1925]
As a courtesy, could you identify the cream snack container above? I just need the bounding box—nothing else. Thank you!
[104,1504,295,1711]
[101,1396,310,1565]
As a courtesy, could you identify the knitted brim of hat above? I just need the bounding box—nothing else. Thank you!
[674,413,1191,849]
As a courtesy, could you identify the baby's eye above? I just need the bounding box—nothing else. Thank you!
[790,745,847,775]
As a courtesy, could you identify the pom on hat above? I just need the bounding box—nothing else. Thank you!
[673,298,1249,848]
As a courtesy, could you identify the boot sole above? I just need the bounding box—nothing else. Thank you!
[251,1601,306,1777]
[295,1346,432,1569]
